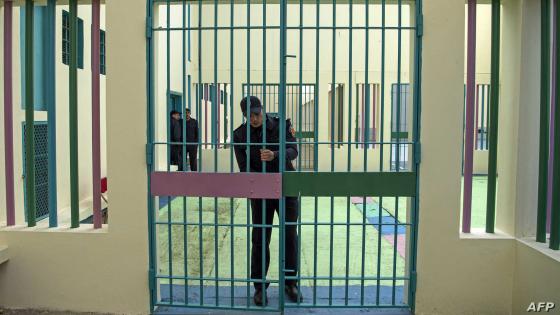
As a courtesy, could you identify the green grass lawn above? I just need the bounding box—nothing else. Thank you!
[156,196,407,287]
[461,176,489,229]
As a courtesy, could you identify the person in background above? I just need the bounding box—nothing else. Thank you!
[184,108,199,171]
[233,96,302,306]
[169,110,184,171]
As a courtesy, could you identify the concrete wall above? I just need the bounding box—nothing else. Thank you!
[0,3,107,225]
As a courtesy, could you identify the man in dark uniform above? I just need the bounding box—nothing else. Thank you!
[233,96,302,306]
[184,108,199,171]
[169,110,184,171]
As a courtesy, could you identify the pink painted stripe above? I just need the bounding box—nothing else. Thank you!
[382,234,406,258]
[462,0,477,233]
[91,0,102,228]
[205,85,208,149]
[4,0,15,226]
[150,172,282,199]
[361,84,365,148]
[372,84,377,148]
[217,83,221,146]
[350,196,373,204]
[396,234,406,258]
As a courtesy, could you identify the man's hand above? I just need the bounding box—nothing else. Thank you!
[260,149,276,162]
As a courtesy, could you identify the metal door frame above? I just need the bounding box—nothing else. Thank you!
[146,0,423,312]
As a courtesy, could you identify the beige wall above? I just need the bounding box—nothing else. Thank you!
[0,0,150,314]
[416,1,516,314]
[0,4,107,225]
[513,241,560,315]
[0,0,558,314]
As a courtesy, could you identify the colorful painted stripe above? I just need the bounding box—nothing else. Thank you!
[92,0,102,228]
[3,0,15,226]
[150,172,282,199]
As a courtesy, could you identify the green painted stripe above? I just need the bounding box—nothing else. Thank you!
[391,131,408,139]
[537,0,551,243]
[283,172,417,197]
[295,131,314,139]
[551,0,560,250]
[69,0,79,228]
[486,0,500,233]
[25,0,36,227]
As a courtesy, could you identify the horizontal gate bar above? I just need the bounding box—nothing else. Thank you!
[150,172,282,198]
[283,172,417,197]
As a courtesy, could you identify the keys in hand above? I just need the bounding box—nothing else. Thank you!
[260,149,275,162]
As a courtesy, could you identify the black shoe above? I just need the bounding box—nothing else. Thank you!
[254,289,268,306]
[285,284,303,303]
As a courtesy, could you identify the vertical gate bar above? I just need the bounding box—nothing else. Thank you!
[360,0,370,306]
[377,0,386,304]
[298,1,303,172]
[262,0,269,301]
[197,0,204,304]
[165,0,173,303]
[181,0,189,303]
[463,0,477,233]
[295,1,306,306]
[146,0,155,308]
[245,0,252,307]
[345,1,354,306]
[3,0,15,226]
[313,0,320,305]
[547,0,557,233]
[182,0,187,172]
[69,0,79,228]
[551,0,560,250]
[92,0,102,229]
[47,0,58,227]
[279,1,288,310]
[213,1,219,305]
[486,0,501,233]
[229,1,235,305]
[188,2,191,62]
[392,0,403,305]
[396,0,402,173]
[24,0,36,227]
[410,0,423,308]
[187,73,192,303]
[328,0,337,306]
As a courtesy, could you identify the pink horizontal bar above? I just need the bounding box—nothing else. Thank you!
[150,172,282,199]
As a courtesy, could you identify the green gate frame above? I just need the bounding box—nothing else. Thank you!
[146,0,423,312]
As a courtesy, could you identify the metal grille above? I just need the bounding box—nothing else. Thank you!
[147,0,422,312]
[23,122,49,220]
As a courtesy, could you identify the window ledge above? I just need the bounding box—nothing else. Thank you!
[518,238,560,263]
[460,228,515,240]
[0,224,107,233]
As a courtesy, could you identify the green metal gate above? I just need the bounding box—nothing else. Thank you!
[147,0,422,312]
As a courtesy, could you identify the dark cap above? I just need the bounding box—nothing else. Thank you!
[170,110,180,116]
[240,96,262,116]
